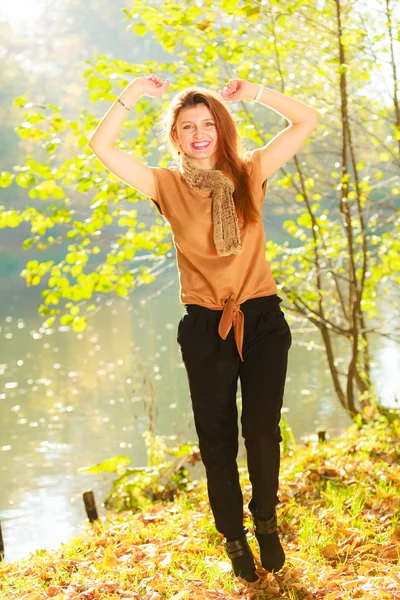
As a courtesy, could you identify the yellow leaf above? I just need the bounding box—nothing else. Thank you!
[355,543,377,554]
[102,545,121,568]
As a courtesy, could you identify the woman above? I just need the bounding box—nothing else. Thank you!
[89,75,318,582]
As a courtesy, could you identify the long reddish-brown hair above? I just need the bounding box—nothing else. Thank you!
[156,86,261,229]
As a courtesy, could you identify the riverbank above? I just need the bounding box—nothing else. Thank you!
[1,414,399,600]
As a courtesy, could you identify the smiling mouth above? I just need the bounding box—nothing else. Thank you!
[190,142,211,150]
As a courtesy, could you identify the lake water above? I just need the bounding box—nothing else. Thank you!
[0,252,399,563]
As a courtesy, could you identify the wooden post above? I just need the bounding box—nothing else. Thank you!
[318,429,326,443]
[0,521,4,561]
[83,490,99,522]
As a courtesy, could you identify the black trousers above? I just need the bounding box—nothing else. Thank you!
[177,294,292,540]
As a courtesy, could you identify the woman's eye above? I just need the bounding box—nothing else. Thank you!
[183,123,214,129]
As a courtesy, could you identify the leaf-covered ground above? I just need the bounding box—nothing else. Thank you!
[1,416,399,600]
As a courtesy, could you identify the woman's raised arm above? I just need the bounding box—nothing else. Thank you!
[88,75,170,200]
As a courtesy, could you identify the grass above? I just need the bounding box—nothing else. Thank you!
[0,414,399,600]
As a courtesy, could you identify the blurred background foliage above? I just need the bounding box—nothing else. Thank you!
[0,0,399,417]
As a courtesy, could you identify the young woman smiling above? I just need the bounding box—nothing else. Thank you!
[89,75,318,582]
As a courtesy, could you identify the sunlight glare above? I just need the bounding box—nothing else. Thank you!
[0,0,46,29]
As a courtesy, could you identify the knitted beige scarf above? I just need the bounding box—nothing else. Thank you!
[178,152,243,257]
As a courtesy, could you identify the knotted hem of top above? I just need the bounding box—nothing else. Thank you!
[183,292,279,362]
[218,294,245,362]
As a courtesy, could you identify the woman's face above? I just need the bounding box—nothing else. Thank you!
[173,103,218,169]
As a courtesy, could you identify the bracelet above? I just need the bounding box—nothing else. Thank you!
[254,84,264,102]
[117,97,130,111]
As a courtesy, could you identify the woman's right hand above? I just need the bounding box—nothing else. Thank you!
[135,74,171,98]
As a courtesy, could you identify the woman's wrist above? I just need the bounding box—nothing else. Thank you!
[245,81,263,101]
[118,80,144,110]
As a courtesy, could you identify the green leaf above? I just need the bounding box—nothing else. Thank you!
[60,314,74,326]
[297,213,313,229]
[71,316,87,332]
[43,316,56,328]
[115,284,128,297]
[77,455,132,475]
[134,23,147,36]
[0,171,14,187]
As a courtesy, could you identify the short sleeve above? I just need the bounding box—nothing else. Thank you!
[149,167,165,216]
[249,148,268,205]
[149,166,179,221]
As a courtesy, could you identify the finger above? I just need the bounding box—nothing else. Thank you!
[150,74,162,86]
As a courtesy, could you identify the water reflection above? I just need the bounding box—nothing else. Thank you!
[0,271,398,562]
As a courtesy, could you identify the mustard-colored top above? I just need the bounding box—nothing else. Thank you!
[151,149,277,361]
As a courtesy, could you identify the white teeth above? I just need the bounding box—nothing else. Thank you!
[192,142,210,148]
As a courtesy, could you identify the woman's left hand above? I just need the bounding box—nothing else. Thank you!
[218,79,253,102]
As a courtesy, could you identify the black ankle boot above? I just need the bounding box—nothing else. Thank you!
[253,511,285,573]
[224,533,258,582]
